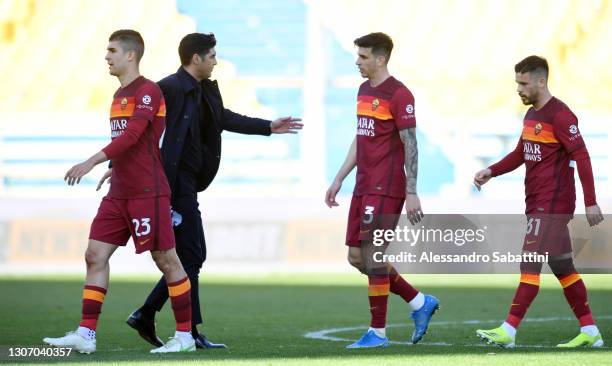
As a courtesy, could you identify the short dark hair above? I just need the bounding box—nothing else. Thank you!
[109,29,145,63]
[179,33,217,66]
[354,32,394,63]
[515,55,549,78]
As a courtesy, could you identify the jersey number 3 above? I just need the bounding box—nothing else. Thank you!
[363,205,375,224]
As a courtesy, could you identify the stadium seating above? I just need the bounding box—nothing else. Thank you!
[0,0,610,198]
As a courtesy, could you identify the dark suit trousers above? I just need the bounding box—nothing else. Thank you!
[143,170,207,326]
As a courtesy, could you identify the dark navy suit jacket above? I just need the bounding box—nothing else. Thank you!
[158,67,271,193]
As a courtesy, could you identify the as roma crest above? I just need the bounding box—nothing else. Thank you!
[371,98,380,111]
[534,122,542,135]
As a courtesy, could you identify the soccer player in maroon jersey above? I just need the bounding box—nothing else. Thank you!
[325,32,439,348]
[474,56,604,348]
[43,30,195,354]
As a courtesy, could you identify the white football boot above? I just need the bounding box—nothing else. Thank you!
[150,334,195,353]
[43,330,96,354]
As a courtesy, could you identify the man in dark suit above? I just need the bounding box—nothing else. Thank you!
[125,33,302,349]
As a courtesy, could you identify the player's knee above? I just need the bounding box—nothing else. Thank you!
[548,255,575,277]
[151,251,179,274]
[519,257,542,274]
[151,252,169,271]
[84,248,106,268]
[347,253,363,271]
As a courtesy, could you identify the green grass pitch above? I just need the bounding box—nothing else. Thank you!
[0,273,610,365]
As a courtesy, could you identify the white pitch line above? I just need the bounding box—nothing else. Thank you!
[304,315,612,349]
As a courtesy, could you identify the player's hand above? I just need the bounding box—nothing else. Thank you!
[585,204,604,227]
[474,168,493,191]
[405,193,424,225]
[270,116,303,134]
[64,160,95,186]
[96,168,112,191]
[325,180,342,208]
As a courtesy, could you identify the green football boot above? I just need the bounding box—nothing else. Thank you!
[557,332,604,348]
[476,326,515,348]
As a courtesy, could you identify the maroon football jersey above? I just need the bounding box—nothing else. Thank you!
[354,76,416,198]
[104,76,170,199]
[520,97,585,214]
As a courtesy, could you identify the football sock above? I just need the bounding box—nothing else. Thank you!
[558,273,594,326]
[581,325,600,337]
[79,285,107,331]
[77,326,96,341]
[175,330,193,343]
[501,321,517,338]
[388,268,419,306]
[168,277,192,332]
[550,258,595,327]
[408,292,425,311]
[506,273,540,328]
[368,275,390,328]
[368,327,386,338]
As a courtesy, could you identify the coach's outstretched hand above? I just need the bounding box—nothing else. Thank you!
[586,204,604,227]
[473,168,493,191]
[270,116,303,134]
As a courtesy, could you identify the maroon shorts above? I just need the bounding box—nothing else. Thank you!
[89,196,176,254]
[345,194,405,247]
[522,215,572,256]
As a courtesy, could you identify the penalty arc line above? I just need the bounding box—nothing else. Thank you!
[304,315,612,349]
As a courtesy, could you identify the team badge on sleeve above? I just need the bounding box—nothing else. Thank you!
[142,95,151,105]
[569,124,578,134]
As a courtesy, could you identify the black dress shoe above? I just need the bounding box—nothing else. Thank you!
[126,308,163,347]
[194,333,227,349]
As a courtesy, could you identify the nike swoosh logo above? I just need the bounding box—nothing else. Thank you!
[526,240,537,244]
[360,230,370,234]
[139,238,151,246]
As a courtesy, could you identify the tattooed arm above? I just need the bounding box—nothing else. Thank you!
[399,128,423,224]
